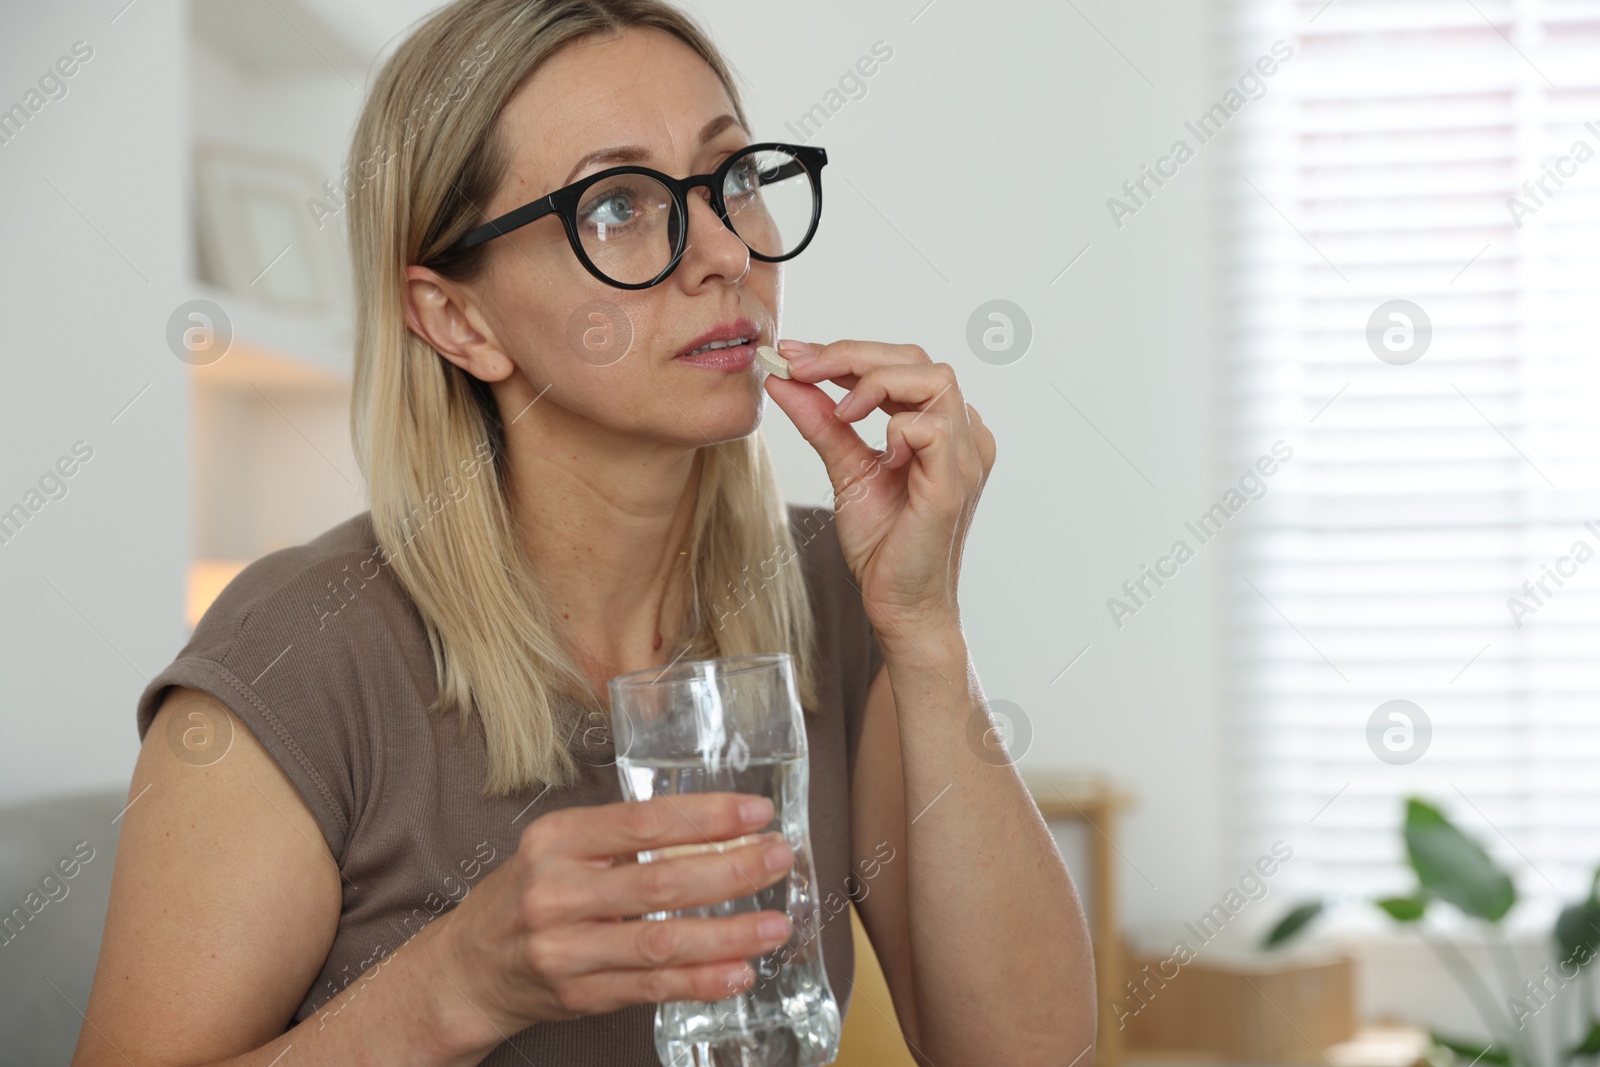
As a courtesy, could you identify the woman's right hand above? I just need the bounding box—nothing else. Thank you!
[421,792,796,1051]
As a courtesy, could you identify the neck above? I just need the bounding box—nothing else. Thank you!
[498,385,702,689]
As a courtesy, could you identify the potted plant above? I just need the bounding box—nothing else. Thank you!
[1263,797,1600,1067]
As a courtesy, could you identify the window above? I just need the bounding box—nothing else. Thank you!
[1225,0,1600,924]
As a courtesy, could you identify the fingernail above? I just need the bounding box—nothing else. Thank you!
[758,915,791,940]
[833,393,852,418]
[741,797,774,825]
[777,339,818,366]
[764,841,794,872]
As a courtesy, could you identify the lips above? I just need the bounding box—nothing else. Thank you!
[676,318,761,358]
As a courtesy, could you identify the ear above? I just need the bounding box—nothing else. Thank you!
[403,265,515,383]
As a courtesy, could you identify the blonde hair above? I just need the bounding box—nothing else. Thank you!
[346,0,818,795]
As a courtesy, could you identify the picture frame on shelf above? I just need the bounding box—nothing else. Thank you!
[193,138,342,317]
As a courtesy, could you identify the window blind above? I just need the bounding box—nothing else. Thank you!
[1224,0,1600,925]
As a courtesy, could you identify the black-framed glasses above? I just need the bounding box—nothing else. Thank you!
[433,141,828,290]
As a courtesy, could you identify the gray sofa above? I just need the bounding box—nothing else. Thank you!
[0,787,126,1066]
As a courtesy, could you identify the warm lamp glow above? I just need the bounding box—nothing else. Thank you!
[187,560,249,629]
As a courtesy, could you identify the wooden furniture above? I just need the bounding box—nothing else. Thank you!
[832,772,1134,1067]
[1123,950,1357,1063]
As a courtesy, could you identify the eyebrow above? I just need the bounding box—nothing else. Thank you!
[560,113,745,186]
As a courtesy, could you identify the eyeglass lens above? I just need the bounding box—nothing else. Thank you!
[572,147,816,286]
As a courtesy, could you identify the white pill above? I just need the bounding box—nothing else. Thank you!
[755,344,792,379]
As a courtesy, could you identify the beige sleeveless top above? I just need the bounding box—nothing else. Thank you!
[135,505,883,1065]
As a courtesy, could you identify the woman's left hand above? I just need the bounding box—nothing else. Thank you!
[763,339,996,642]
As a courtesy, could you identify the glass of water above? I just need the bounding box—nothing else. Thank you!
[608,652,840,1067]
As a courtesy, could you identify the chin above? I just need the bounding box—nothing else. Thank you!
[686,389,765,444]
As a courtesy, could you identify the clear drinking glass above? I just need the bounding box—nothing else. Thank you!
[609,652,841,1067]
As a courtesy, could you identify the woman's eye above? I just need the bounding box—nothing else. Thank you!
[581,187,638,228]
[727,161,760,197]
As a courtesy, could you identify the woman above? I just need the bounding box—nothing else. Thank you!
[74,1,1093,1063]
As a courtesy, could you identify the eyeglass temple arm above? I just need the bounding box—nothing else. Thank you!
[456,193,558,252]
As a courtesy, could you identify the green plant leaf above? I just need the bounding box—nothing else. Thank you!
[1568,1022,1600,1060]
[1375,894,1428,922]
[1261,899,1325,949]
[1431,1032,1512,1066]
[1555,899,1600,969]
[1404,798,1516,922]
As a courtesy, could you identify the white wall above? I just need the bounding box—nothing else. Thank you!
[727,0,1230,944]
[0,2,189,807]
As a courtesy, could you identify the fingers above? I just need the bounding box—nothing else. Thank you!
[778,338,932,400]
[763,370,882,485]
[545,832,794,924]
[828,363,982,508]
[966,401,998,474]
[528,910,792,979]
[883,410,966,512]
[766,341,995,536]
[526,792,774,861]
[831,362,964,425]
[545,957,761,1018]
[766,342,969,499]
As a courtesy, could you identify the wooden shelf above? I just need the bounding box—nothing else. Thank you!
[188,328,361,604]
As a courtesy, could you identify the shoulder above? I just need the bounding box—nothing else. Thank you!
[137,513,418,734]
[182,513,409,662]
[134,512,427,860]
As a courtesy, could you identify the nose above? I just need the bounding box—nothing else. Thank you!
[675,185,751,286]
